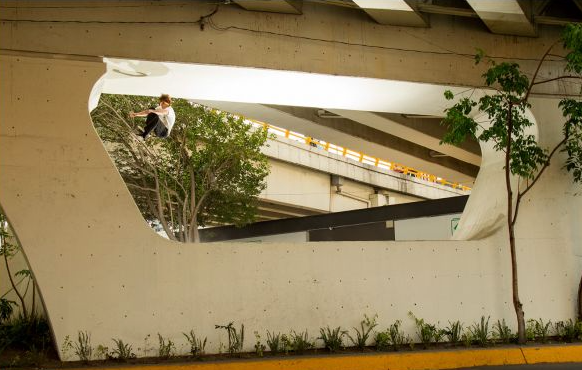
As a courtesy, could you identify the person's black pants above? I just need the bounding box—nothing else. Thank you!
[142,112,168,138]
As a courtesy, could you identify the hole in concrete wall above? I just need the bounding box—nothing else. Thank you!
[92,59,478,243]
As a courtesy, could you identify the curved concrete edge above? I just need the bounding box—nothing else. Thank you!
[66,345,582,370]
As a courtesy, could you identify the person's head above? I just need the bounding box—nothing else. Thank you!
[159,94,172,107]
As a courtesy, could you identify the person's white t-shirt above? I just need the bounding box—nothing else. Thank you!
[158,105,176,134]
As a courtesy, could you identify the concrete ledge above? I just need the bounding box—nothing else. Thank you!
[67,345,582,370]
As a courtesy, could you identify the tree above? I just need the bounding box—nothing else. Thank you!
[441,24,582,344]
[91,94,270,243]
[0,211,36,321]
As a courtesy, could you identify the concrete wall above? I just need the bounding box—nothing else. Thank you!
[0,1,566,94]
[1,54,582,361]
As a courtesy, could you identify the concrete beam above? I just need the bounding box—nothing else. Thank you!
[353,0,428,27]
[377,113,481,157]
[233,0,302,14]
[466,0,536,37]
[257,199,325,218]
[327,109,481,166]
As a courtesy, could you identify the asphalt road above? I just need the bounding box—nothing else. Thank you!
[456,364,582,370]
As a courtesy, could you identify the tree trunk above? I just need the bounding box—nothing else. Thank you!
[191,214,200,243]
[31,281,36,318]
[3,252,27,319]
[509,225,526,343]
[578,273,582,321]
[505,105,526,344]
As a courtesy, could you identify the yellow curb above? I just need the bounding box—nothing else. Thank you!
[522,344,582,363]
[66,345,582,370]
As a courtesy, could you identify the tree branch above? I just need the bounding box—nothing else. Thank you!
[523,39,561,102]
[3,252,27,318]
[512,136,567,226]
[126,183,157,193]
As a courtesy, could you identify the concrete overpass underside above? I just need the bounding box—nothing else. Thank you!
[1,0,582,360]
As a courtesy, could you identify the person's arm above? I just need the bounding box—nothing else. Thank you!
[129,109,151,118]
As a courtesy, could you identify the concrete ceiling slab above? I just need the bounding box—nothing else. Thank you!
[102,58,470,116]
[466,0,536,36]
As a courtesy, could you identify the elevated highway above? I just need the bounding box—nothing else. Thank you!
[256,132,468,220]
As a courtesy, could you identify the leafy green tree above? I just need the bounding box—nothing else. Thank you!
[441,24,582,344]
[91,94,270,243]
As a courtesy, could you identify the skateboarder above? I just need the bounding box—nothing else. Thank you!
[129,94,175,139]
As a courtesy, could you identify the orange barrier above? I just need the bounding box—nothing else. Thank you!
[248,119,471,192]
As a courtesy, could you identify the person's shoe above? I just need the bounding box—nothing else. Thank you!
[134,131,146,142]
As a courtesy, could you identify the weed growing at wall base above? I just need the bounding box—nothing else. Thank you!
[183,330,207,357]
[409,312,441,349]
[254,332,266,357]
[319,326,347,352]
[73,331,92,363]
[554,319,581,342]
[493,319,514,344]
[445,320,463,346]
[283,330,313,354]
[215,322,245,356]
[470,316,491,347]
[110,338,135,361]
[388,320,410,351]
[266,331,283,354]
[347,314,378,351]
[157,333,175,359]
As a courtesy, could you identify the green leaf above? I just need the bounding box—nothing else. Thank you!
[474,48,485,65]
[15,269,32,278]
